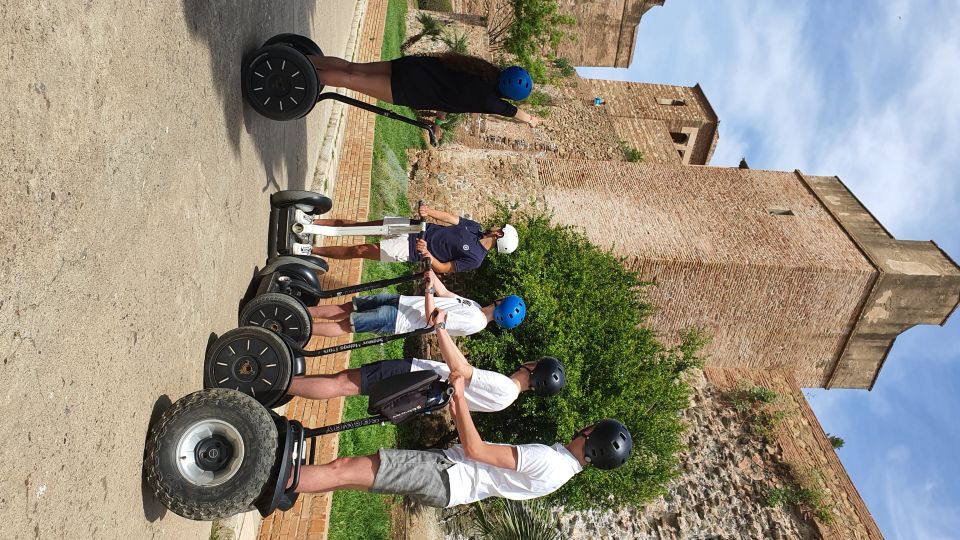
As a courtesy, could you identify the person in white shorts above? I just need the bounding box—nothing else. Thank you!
[305,270,526,338]
[289,370,633,507]
[291,204,519,274]
[287,307,566,409]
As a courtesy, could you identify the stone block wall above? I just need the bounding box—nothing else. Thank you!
[410,150,879,386]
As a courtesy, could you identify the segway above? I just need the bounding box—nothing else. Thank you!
[145,371,453,521]
[251,192,432,350]
[241,33,438,145]
[203,323,435,410]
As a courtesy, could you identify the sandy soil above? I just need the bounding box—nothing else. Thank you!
[0,1,358,538]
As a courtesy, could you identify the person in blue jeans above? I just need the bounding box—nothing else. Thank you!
[307,270,526,338]
[293,204,518,273]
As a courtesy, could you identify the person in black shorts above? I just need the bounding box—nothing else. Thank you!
[307,52,544,131]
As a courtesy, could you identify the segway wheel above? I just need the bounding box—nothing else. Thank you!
[144,388,278,521]
[205,326,296,409]
[241,44,318,121]
[263,33,324,58]
[270,189,333,215]
[239,293,312,348]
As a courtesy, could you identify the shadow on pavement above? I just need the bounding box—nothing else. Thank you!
[141,394,173,522]
[182,0,319,191]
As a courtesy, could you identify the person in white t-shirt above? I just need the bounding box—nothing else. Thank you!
[286,307,566,410]
[290,371,633,507]
[304,270,526,338]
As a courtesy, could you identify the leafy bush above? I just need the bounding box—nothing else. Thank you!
[727,384,788,440]
[827,434,845,449]
[473,498,559,540]
[457,210,704,509]
[417,0,453,11]
[766,467,836,524]
[401,12,444,52]
[488,0,576,84]
[552,57,576,77]
[618,140,644,163]
[441,30,469,54]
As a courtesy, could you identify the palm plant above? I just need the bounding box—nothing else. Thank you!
[401,13,444,52]
[441,30,469,54]
[472,499,559,540]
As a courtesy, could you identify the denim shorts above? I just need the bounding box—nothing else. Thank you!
[350,293,400,335]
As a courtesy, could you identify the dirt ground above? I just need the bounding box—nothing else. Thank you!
[0,1,358,538]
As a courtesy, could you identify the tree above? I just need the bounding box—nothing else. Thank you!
[486,0,576,83]
[456,210,704,510]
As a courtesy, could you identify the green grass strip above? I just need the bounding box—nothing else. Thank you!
[328,0,424,538]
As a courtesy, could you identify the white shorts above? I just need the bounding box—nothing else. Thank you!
[379,234,411,262]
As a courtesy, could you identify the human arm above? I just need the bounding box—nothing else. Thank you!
[423,271,437,323]
[416,240,456,273]
[513,109,543,127]
[418,204,460,225]
[448,373,519,469]
[431,312,474,381]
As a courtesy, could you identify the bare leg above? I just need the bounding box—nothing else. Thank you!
[308,56,394,103]
[292,454,381,492]
[311,243,381,261]
[311,319,353,337]
[287,369,361,400]
[308,302,354,320]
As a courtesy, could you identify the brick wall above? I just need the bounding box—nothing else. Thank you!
[706,368,884,539]
[410,150,879,386]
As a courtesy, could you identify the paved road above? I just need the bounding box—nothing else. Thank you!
[0,1,359,538]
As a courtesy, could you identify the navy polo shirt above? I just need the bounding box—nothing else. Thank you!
[408,217,489,272]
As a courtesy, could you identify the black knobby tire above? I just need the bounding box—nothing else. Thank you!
[239,293,312,348]
[241,44,318,121]
[270,189,333,215]
[205,326,296,408]
[263,33,324,58]
[144,389,278,521]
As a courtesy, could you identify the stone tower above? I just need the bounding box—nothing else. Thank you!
[409,153,960,389]
[554,0,666,67]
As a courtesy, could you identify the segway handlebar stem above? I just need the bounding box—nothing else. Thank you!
[292,221,426,238]
[298,325,435,357]
[317,92,438,146]
[283,258,431,299]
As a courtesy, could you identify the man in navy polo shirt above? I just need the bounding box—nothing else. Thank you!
[293,204,518,273]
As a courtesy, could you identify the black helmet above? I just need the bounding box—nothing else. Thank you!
[524,357,565,397]
[582,419,632,470]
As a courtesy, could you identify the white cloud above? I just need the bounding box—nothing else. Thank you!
[881,453,960,540]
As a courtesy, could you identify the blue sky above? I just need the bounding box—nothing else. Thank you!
[579,2,960,538]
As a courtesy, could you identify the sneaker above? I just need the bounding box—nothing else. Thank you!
[294,209,314,226]
[292,243,314,256]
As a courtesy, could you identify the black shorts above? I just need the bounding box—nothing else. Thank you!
[359,359,414,394]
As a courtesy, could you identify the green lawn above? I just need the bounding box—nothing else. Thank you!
[327,0,425,537]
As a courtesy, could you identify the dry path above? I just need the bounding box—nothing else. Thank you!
[0,2,359,538]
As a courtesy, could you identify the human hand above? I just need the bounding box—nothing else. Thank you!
[416,238,432,258]
[418,204,433,220]
[427,307,448,327]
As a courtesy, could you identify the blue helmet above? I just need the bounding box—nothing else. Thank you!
[498,66,533,101]
[493,295,526,329]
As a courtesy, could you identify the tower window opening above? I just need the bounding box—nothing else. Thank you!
[671,132,689,145]
[658,98,686,106]
[769,209,795,216]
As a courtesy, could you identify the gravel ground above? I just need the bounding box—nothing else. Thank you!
[0,1,357,538]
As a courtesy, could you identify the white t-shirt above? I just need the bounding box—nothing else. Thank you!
[394,294,488,336]
[410,358,520,412]
[443,443,583,507]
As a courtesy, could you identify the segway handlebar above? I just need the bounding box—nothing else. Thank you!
[297,324,435,357]
[318,92,438,146]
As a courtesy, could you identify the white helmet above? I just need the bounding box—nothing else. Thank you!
[497,224,519,254]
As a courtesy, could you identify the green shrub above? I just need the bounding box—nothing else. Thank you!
[618,140,644,163]
[765,468,836,524]
[401,12,444,52]
[441,30,469,54]
[827,434,845,449]
[552,57,576,77]
[473,498,559,540]
[418,0,453,11]
[457,210,704,510]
